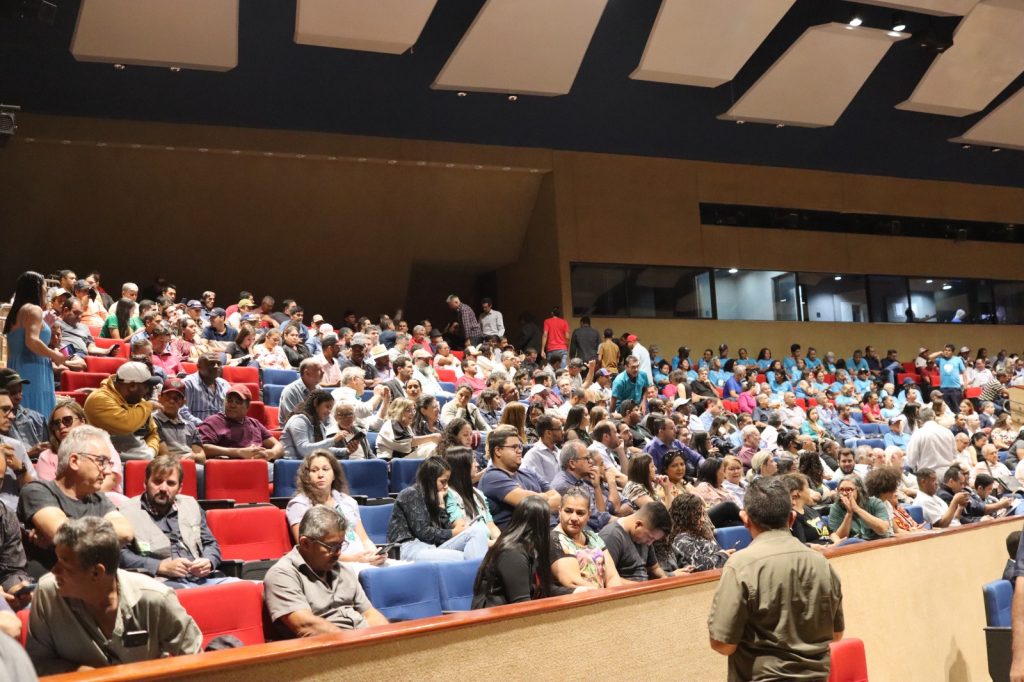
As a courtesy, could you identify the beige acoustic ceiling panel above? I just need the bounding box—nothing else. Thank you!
[719,23,908,128]
[950,86,1024,150]
[294,0,437,54]
[841,0,980,16]
[71,0,238,71]
[897,0,1024,116]
[433,0,608,96]
[631,0,795,88]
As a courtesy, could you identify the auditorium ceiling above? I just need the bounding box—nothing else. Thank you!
[1,0,1023,187]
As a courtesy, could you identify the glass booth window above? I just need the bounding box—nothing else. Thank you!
[797,274,868,322]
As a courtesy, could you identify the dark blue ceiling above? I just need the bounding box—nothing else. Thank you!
[2,0,1023,187]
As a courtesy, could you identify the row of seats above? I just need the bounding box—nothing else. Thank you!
[121,457,427,505]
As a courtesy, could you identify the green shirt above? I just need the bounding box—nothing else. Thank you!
[101,314,142,338]
[828,496,891,541]
[707,529,845,681]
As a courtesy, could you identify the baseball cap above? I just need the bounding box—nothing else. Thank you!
[369,344,389,360]
[237,298,255,308]
[318,323,334,335]
[116,362,160,386]
[350,333,369,347]
[186,299,202,309]
[321,334,339,347]
[311,314,325,325]
[226,384,252,400]
[960,346,970,353]
[0,368,30,388]
[918,347,928,354]
[596,368,611,377]
[529,384,548,396]
[73,279,93,292]
[412,349,433,360]
[161,377,186,397]
[240,313,260,323]
[211,307,226,318]
[672,397,690,408]
[48,287,71,301]
[626,334,638,343]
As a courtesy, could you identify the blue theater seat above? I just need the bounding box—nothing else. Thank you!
[983,580,1013,627]
[263,384,286,407]
[273,459,302,498]
[359,563,443,621]
[341,459,390,499]
[263,368,299,386]
[437,559,483,612]
[904,506,925,525]
[359,503,393,546]
[714,526,752,551]
[391,458,425,493]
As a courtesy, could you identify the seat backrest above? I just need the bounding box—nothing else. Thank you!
[390,458,425,493]
[176,580,266,648]
[436,369,457,383]
[438,381,456,393]
[983,579,1014,627]
[123,458,198,498]
[341,459,390,498]
[263,406,280,430]
[204,460,271,504]
[263,384,286,407]
[262,368,299,386]
[358,563,442,621]
[854,439,885,449]
[904,506,925,525]
[273,459,303,498]
[859,423,880,435]
[828,637,868,682]
[222,365,260,385]
[60,371,108,391]
[17,607,29,646]
[365,431,377,455]
[437,559,483,612]
[207,506,292,561]
[714,526,752,551]
[181,362,198,375]
[84,355,127,373]
[358,503,393,546]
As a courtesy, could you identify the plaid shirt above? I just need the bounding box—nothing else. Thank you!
[179,373,230,426]
[457,304,482,339]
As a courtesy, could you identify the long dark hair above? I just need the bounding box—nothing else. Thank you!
[445,446,479,518]
[414,394,439,435]
[697,457,724,488]
[6,271,45,333]
[474,496,554,599]
[691,432,714,458]
[114,298,135,339]
[436,417,471,460]
[415,456,451,527]
[627,453,656,498]
[296,389,334,437]
[563,405,587,435]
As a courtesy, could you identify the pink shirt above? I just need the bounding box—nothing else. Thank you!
[738,392,757,414]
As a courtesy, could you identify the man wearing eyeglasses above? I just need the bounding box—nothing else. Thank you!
[0,388,37,512]
[0,369,49,462]
[479,426,561,531]
[264,506,388,638]
[550,441,620,531]
[17,425,134,571]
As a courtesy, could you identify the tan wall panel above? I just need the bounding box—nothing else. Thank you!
[695,162,848,209]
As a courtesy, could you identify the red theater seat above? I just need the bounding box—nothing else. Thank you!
[828,637,868,682]
[176,581,266,648]
[204,460,271,504]
[123,459,198,498]
[206,506,292,562]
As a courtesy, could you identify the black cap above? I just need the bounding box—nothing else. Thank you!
[0,368,30,387]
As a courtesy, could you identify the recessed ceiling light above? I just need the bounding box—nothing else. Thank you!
[892,24,906,32]
[849,17,863,27]
[457,91,467,97]
[508,95,518,102]
[942,284,952,290]
[992,148,1002,153]
[728,268,739,274]
[834,276,842,281]
[776,123,785,128]
[736,120,745,125]
[961,144,971,150]
[887,31,901,37]
[169,66,181,72]
[925,279,934,284]
[113,63,125,70]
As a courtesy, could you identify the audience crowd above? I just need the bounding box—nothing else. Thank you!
[2,267,1023,676]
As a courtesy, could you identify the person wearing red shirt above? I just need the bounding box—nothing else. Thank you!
[541,307,570,369]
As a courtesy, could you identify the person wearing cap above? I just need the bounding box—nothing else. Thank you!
[0,387,38,511]
[625,335,654,385]
[201,307,237,347]
[369,344,393,382]
[610,356,651,413]
[197,384,283,462]
[153,378,205,461]
[279,358,325,419]
[329,368,389,432]
[337,333,379,386]
[0,368,49,459]
[84,362,162,460]
[312,333,343,388]
[411,349,455,399]
[226,298,255,330]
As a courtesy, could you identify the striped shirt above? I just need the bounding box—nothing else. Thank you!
[179,373,230,426]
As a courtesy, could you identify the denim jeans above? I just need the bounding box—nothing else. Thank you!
[400,522,490,562]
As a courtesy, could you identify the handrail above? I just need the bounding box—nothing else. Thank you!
[41,514,1021,681]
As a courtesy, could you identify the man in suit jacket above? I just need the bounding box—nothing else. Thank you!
[383,356,415,400]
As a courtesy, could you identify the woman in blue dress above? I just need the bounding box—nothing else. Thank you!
[5,271,65,416]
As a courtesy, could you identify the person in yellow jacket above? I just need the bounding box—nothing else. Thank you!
[84,362,161,460]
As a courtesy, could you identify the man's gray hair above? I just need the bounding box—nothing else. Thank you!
[767,411,783,428]
[299,505,346,541]
[918,406,935,423]
[333,400,359,416]
[55,516,120,574]
[741,424,760,440]
[299,358,321,375]
[56,425,113,478]
[412,325,425,335]
[340,367,366,386]
[121,282,138,294]
[559,441,587,470]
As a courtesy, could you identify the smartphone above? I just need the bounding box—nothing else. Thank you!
[375,542,397,556]
[59,345,73,358]
[123,630,149,648]
[11,582,36,597]
[346,432,367,445]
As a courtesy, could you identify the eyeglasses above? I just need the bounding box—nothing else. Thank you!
[51,415,81,428]
[311,538,345,554]
[573,455,594,463]
[498,444,523,452]
[336,412,355,418]
[0,406,13,415]
[80,452,113,470]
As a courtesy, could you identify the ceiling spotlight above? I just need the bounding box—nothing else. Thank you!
[891,13,906,32]
[925,279,934,284]
[942,284,952,290]
[508,95,518,102]
[736,120,745,125]
[992,147,1002,153]
[848,16,863,27]
[728,268,739,274]
[961,144,971,150]
[457,91,467,97]
[776,123,785,128]
[887,31,902,37]
[169,66,181,73]
[113,63,125,70]
[834,276,842,281]
[387,159,397,165]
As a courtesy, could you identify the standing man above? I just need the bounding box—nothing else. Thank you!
[598,328,620,374]
[627,335,654,384]
[569,316,600,364]
[446,295,483,348]
[540,307,570,370]
[478,298,505,339]
[931,344,967,413]
[708,477,845,681]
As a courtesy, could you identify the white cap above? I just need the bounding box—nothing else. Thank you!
[116,361,159,385]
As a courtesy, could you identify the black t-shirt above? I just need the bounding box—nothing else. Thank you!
[598,521,656,581]
[17,480,115,569]
[792,507,831,546]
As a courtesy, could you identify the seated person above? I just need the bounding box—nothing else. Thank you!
[479,426,561,531]
[27,517,201,674]
[55,297,120,371]
[118,456,228,588]
[18,426,133,570]
[1003,530,1021,583]
[0,499,32,611]
[598,501,671,581]
[388,457,490,562]
[197,384,284,462]
[152,378,205,462]
[282,391,352,461]
[551,487,628,588]
[264,506,388,636]
[784,473,835,546]
[0,388,37,511]
[148,324,183,377]
[440,385,489,431]
[828,474,891,541]
[936,467,995,522]
[278,358,324,421]
[864,466,924,535]
[914,467,969,528]
[550,441,620,531]
[82,362,161,460]
[472,497,582,608]
[0,369,49,462]
[660,492,732,574]
[375,398,440,460]
[444,446,502,539]
[286,450,386,573]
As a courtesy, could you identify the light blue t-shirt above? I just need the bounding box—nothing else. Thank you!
[939,356,966,389]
